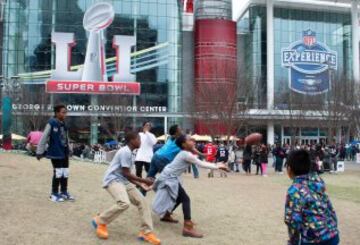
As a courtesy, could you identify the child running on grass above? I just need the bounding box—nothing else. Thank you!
[152,135,228,238]
[92,132,161,245]
[285,150,339,245]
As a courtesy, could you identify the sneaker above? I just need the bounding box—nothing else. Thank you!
[61,192,75,201]
[49,193,65,203]
[92,216,108,239]
[138,231,161,245]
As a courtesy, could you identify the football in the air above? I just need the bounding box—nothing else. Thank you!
[245,133,262,145]
[83,2,115,32]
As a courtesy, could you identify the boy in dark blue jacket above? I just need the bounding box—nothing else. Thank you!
[37,104,75,203]
[216,143,229,177]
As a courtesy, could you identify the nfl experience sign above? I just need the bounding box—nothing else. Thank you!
[282,29,337,95]
[46,2,140,95]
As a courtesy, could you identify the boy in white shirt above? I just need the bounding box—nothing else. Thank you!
[135,122,157,178]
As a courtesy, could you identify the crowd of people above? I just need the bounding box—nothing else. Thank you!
[28,104,345,245]
[182,140,357,179]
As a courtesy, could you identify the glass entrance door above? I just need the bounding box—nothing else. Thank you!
[283,137,291,145]
[301,137,319,145]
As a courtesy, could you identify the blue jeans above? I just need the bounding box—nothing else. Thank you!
[302,235,339,245]
[191,164,199,178]
[147,155,171,178]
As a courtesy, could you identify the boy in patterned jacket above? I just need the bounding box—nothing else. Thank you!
[285,150,339,245]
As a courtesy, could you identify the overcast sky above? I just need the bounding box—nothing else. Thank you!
[232,0,248,20]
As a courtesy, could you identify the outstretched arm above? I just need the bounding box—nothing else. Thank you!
[185,153,228,170]
[122,167,153,186]
[195,159,219,169]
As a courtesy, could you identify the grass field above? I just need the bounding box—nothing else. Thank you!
[0,152,359,245]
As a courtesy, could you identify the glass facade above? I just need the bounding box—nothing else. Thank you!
[237,6,267,108]
[237,5,353,109]
[274,7,352,108]
[2,0,182,141]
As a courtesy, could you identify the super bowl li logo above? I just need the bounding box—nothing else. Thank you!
[46,2,140,95]
[282,29,338,95]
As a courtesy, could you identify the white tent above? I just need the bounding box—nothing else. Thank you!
[0,133,27,141]
[191,134,212,142]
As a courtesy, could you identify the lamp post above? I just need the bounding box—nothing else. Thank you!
[0,75,22,150]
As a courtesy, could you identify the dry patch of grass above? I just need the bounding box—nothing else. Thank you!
[0,153,359,245]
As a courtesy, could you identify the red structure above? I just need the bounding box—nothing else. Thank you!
[194,19,237,134]
[182,0,194,13]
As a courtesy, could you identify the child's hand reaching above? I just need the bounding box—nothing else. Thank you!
[216,162,230,172]
[139,183,153,192]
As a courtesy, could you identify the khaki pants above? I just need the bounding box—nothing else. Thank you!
[98,181,153,233]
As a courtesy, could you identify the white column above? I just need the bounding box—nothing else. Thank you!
[266,0,275,110]
[267,121,275,145]
[336,127,342,144]
[164,116,168,135]
[352,1,360,83]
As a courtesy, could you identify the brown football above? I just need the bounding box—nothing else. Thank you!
[245,133,263,145]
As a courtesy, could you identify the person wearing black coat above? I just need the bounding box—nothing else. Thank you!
[252,145,261,175]
[243,144,252,175]
[272,143,286,174]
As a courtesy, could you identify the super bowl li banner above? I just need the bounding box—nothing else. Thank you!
[46,2,140,95]
[282,29,337,95]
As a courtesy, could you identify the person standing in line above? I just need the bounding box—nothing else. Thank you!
[234,146,243,173]
[243,144,252,175]
[203,141,217,178]
[345,144,351,161]
[338,144,345,161]
[329,145,338,173]
[188,138,200,179]
[36,104,75,203]
[351,144,358,161]
[92,132,161,245]
[259,144,268,177]
[216,142,229,177]
[228,145,236,172]
[135,122,157,179]
[273,143,286,174]
[253,145,262,175]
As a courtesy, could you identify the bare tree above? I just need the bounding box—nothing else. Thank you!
[277,76,356,145]
[276,79,325,145]
[321,77,355,144]
[192,56,258,143]
[97,94,133,141]
[16,85,50,133]
[349,83,360,139]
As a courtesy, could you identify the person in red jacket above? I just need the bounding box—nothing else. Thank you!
[203,142,217,178]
